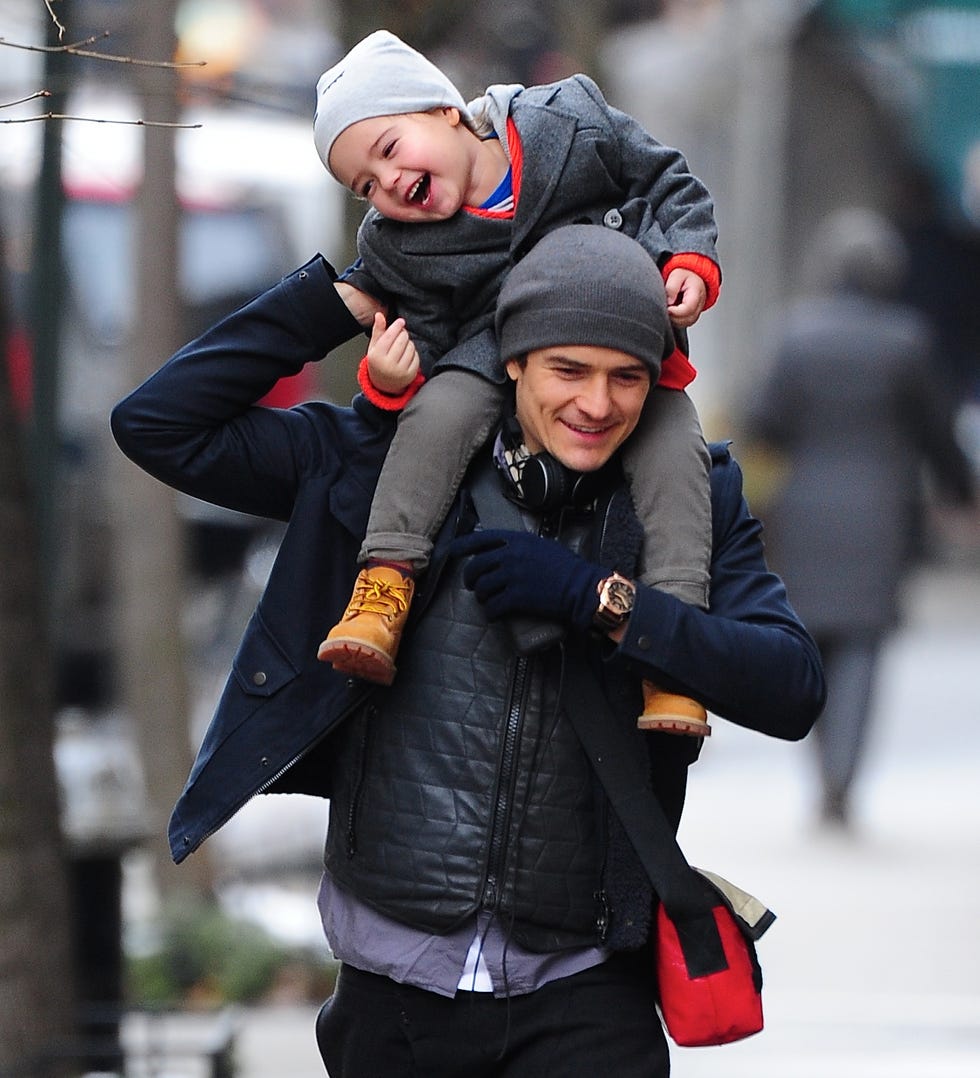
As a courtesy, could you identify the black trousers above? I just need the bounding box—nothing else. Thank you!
[315,950,669,1077]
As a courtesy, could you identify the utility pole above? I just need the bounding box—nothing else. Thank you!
[113,0,207,900]
[28,0,70,593]
[0,2,76,1066]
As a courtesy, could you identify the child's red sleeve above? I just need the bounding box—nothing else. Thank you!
[357,355,426,411]
[662,253,722,311]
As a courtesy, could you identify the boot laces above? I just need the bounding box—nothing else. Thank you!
[348,575,412,621]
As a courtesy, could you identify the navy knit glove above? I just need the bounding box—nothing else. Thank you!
[452,529,605,634]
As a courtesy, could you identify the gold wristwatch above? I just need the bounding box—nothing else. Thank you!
[593,572,636,632]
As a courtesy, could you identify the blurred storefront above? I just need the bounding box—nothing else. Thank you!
[813,1,980,402]
[821,1,980,230]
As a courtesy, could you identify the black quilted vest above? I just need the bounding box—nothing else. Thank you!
[323,455,643,953]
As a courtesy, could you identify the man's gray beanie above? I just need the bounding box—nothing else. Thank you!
[313,30,469,178]
[496,225,673,373]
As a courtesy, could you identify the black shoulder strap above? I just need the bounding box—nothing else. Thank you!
[561,639,729,977]
[467,451,526,529]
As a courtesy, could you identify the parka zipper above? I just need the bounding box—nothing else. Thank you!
[177,684,374,859]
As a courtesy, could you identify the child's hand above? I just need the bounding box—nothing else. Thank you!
[335,282,387,328]
[367,312,421,395]
[664,268,707,329]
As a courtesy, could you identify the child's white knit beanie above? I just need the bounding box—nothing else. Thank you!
[313,30,469,178]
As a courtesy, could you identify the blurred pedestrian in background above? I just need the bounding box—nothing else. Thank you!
[745,206,977,830]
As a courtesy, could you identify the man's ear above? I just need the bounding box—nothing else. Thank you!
[505,358,522,382]
[442,106,461,126]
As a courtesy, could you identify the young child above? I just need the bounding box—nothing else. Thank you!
[314,30,721,736]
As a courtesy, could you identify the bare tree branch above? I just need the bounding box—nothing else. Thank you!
[0,110,203,129]
[0,90,202,129]
[0,33,207,69]
[43,0,66,41]
[3,31,107,52]
[0,90,51,110]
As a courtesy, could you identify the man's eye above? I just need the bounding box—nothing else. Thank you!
[359,180,375,198]
[382,140,396,158]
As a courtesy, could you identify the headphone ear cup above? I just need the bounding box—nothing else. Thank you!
[568,469,603,508]
[520,453,573,512]
[517,452,605,511]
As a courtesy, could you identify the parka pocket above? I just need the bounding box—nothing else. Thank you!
[231,613,299,698]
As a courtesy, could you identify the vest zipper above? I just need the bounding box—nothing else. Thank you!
[481,653,531,910]
[480,506,557,909]
[346,704,374,858]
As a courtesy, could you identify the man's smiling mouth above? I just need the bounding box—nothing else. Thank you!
[565,420,610,436]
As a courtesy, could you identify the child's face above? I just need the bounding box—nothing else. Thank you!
[329,108,480,223]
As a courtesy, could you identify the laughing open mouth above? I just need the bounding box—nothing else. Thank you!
[408,173,431,204]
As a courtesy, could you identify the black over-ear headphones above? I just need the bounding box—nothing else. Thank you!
[501,415,608,513]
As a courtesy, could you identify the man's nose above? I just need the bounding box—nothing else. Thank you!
[577,377,612,416]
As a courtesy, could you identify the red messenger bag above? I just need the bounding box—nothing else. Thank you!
[561,648,774,1048]
[654,868,772,1046]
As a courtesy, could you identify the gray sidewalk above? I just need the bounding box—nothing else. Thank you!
[218,564,980,1077]
[671,563,980,1076]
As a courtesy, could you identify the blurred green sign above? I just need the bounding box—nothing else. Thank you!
[821,1,980,225]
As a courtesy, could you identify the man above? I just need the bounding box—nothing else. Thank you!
[112,225,824,1076]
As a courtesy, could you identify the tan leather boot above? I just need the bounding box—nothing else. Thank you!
[317,565,415,685]
[637,679,711,736]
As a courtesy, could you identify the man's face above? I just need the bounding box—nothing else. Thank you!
[329,108,479,222]
[506,345,651,474]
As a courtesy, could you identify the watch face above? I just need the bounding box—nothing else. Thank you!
[595,574,635,631]
[605,578,634,614]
